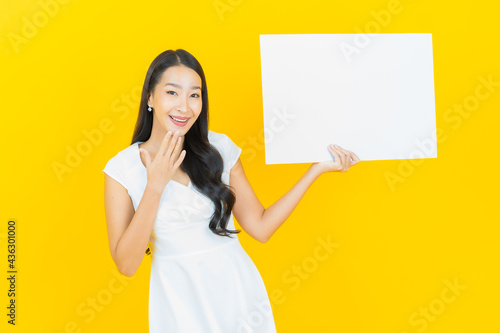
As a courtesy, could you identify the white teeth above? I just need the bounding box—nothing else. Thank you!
[170,116,188,123]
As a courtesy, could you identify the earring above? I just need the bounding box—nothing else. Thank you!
[148,105,152,112]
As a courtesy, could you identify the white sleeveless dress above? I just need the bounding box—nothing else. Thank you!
[103,130,277,333]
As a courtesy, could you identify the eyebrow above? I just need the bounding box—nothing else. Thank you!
[164,82,201,90]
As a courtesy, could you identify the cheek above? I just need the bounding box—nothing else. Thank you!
[160,96,174,107]
[191,99,203,112]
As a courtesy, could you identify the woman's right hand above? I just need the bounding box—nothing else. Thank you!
[139,130,186,194]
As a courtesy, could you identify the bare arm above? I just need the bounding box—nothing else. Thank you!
[230,160,321,243]
[104,131,185,276]
[260,164,322,242]
[104,178,164,276]
[230,144,360,243]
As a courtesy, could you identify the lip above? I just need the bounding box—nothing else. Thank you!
[169,115,190,127]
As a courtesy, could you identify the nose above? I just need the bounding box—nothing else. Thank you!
[176,94,188,113]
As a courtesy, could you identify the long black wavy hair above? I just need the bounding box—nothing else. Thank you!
[131,49,240,255]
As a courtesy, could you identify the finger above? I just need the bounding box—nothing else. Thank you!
[332,146,347,171]
[348,155,359,166]
[159,131,173,157]
[334,145,348,161]
[333,145,346,157]
[173,150,186,169]
[349,151,361,166]
[172,133,184,160]
[140,148,152,168]
[328,145,341,166]
[334,145,350,156]
[335,145,358,168]
[340,149,359,167]
[165,131,181,159]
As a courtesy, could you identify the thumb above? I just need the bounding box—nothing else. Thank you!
[139,148,151,168]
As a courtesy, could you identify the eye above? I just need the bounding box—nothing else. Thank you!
[166,91,177,96]
[191,93,200,98]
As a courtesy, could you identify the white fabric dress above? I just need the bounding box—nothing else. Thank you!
[103,130,277,333]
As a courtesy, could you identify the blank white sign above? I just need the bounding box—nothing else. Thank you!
[259,33,437,164]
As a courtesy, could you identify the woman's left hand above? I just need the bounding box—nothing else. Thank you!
[312,144,361,174]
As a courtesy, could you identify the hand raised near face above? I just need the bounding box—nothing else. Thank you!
[139,130,186,193]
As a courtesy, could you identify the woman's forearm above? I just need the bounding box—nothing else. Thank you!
[259,165,323,242]
[114,185,162,276]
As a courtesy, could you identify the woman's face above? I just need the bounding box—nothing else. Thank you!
[148,65,203,136]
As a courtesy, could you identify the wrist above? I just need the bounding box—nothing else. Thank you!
[309,162,325,177]
[145,183,164,197]
[308,163,324,179]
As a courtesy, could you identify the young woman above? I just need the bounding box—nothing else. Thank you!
[103,49,360,332]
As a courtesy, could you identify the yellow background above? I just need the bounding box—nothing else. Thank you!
[1,0,499,332]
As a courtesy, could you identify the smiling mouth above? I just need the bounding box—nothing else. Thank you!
[169,115,189,123]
